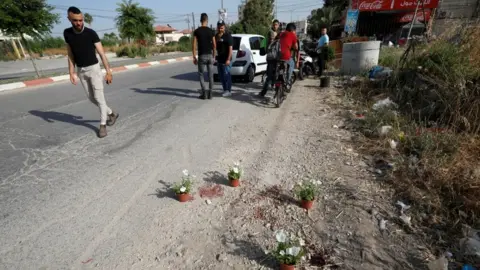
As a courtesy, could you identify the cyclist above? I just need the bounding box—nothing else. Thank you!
[280,23,299,86]
[259,19,280,97]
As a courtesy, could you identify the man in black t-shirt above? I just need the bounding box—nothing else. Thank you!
[215,20,233,97]
[64,6,118,138]
[192,13,216,100]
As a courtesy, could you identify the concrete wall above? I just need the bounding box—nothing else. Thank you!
[433,0,480,35]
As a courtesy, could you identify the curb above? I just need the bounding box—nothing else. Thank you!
[0,56,193,93]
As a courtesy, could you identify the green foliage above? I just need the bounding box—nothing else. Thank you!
[227,162,242,180]
[293,179,321,201]
[0,42,16,61]
[172,170,194,194]
[229,22,245,34]
[0,0,60,39]
[179,36,190,44]
[115,0,156,43]
[378,47,404,68]
[307,6,341,39]
[23,37,65,54]
[102,32,120,47]
[240,0,273,36]
[84,13,93,26]
[326,46,335,62]
[271,230,305,266]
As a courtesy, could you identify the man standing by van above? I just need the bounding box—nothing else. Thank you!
[64,6,118,138]
[192,13,216,99]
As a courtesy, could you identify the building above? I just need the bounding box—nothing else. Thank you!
[292,19,308,35]
[348,0,443,45]
[432,0,480,36]
[154,25,184,44]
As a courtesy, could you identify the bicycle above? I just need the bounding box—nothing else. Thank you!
[272,61,290,108]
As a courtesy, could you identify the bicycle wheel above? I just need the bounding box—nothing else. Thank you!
[275,84,284,108]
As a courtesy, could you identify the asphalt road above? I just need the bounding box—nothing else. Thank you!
[0,52,191,82]
[0,60,271,268]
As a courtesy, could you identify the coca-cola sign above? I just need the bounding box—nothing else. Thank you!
[355,0,440,11]
[398,10,431,22]
[357,0,392,11]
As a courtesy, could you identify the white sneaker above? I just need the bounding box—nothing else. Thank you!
[222,91,232,97]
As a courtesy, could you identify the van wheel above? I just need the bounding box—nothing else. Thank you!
[244,65,255,82]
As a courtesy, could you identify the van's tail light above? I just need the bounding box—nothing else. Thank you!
[236,50,246,58]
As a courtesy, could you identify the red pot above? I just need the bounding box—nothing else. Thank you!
[230,178,240,187]
[280,263,295,270]
[177,193,190,202]
[301,199,314,210]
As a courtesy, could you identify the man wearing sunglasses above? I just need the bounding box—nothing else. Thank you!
[64,6,119,138]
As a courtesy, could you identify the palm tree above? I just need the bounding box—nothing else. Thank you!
[115,0,155,43]
[84,13,93,26]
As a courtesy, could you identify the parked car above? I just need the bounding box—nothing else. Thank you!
[213,34,267,82]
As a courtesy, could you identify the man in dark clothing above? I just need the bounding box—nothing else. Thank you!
[259,19,280,97]
[215,20,233,97]
[192,13,216,100]
[64,6,118,138]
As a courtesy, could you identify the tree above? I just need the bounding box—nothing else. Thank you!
[115,0,155,44]
[323,0,348,10]
[0,0,59,77]
[84,13,93,26]
[102,32,120,46]
[229,22,245,34]
[240,0,274,36]
[307,6,341,39]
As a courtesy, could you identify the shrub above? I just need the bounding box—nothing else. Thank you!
[379,47,404,69]
[137,46,148,58]
[179,36,190,44]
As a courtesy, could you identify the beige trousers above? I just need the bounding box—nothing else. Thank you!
[77,63,112,125]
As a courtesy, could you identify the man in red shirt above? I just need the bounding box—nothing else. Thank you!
[279,23,299,84]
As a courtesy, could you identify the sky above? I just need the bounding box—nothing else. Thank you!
[47,0,323,37]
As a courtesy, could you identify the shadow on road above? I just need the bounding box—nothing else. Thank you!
[29,110,99,132]
[131,87,200,99]
[203,171,229,186]
[171,72,200,82]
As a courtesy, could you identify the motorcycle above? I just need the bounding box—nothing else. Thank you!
[299,52,314,80]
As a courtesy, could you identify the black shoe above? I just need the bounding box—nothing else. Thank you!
[258,91,266,97]
[207,91,212,99]
[199,94,206,100]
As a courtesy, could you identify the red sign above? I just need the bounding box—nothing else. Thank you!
[398,9,431,22]
[393,0,439,10]
[354,0,440,11]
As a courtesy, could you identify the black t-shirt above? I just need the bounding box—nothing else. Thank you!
[194,26,214,56]
[215,33,233,64]
[64,27,100,68]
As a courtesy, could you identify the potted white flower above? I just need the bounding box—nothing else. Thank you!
[293,179,321,210]
[227,162,243,187]
[271,230,305,270]
[172,169,194,202]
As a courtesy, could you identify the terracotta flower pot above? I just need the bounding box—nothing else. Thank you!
[229,178,240,187]
[301,199,314,210]
[280,263,295,270]
[177,193,190,202]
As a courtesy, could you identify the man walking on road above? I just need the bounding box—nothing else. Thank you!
[64,6,118,138]
[192,13,216,100]
[215,20,233,97]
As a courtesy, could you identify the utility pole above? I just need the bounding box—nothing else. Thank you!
[192,12,196,30]
[186,14,191,31]
[221,0,224,9]
[406,0,421,45]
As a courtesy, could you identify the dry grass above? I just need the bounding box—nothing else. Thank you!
[342,24,480,251]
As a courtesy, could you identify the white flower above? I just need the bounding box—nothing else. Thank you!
[279,250,285,256]
[298,238,305,246]
[301,256,306,261]
[316,180,322,185]
[180,186,186,193]
[297,181,303,186]
[232,167,239,174]
[275,230,288,243]
[234,161,240,167]
[182,169,189,176]
[286,246,301,256]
